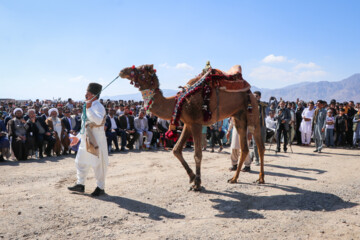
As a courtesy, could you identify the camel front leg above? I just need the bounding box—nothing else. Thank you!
[172,125,196,184]
[228,124,249,183]
[189,124,203,191]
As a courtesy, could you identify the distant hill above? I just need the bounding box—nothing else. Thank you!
[255,74,360,102]
[103,74,360,103]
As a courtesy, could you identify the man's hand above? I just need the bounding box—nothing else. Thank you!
[321,128,325,133]
[281,120,286,124]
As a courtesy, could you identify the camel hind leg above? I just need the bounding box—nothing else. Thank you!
[189,123,203,191]
[172,124,196,184]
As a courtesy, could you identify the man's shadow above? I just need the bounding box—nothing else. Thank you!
[202,183,357,219]
[94,195,185,221]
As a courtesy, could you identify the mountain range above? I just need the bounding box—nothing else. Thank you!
[102,74,360,103]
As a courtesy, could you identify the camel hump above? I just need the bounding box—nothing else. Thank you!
[225,65,242,75]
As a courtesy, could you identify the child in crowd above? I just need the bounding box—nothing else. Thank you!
[325,109,335,147]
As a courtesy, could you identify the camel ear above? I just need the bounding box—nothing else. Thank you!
[146,64,154,71]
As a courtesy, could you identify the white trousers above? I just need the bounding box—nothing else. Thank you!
[301,132,312,144]
[138,131,153,148]
[76,160,107,190]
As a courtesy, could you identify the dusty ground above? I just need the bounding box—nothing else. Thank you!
[1,144,359,240]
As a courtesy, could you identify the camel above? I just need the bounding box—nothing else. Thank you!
[119,64,265,191]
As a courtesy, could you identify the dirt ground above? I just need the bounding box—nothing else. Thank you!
[1,144,359,240]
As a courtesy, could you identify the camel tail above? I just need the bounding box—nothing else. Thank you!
[246,90,257,134]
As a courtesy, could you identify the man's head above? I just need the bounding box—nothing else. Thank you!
[308,101,314,110]
[316,100,323,109]
[13,108,23,119]
[253,91,261,101]
[72,108,78,116]
[28,109,36,119]
[124,106,130,115]
[279,100,285,109]
[349,101,355,108]
[109,108,116,117]
[63,108,71,118]
[339,108,345,115]
[86,83,102,101]
[269,110,275,118]
[139,109,146,119]
[49,108,58,118]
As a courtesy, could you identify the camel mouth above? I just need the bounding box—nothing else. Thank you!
[119,69,128,79]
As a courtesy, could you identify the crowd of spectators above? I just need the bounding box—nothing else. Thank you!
[0,95,359,162]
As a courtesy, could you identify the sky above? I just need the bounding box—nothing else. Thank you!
[0,0,359,100]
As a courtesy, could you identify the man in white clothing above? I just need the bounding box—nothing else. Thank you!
[299,101,315,146]
[134,109,153,150]
[68,83,109,197]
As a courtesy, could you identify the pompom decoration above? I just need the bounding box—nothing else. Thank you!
[132,65,135,69]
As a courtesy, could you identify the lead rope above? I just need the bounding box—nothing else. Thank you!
[80,75,120,134]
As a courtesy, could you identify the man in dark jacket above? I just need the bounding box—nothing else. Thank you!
[275,100,291,153]
[105,109,127,152]
[119,106,139,150]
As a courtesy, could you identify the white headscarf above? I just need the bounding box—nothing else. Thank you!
[13,108,23,115]
[49,108,59,117]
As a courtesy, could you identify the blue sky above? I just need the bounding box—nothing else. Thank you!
[0,0,359,100]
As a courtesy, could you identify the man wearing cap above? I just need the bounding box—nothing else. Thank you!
[68,83,109,197]
[7,108,29,160]
[312,100,327,153]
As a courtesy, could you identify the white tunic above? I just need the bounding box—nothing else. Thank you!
[300,107,315,134]
[229,119,240,149]
[75,100,108,167]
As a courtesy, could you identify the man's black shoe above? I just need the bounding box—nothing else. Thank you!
[241,166,251,172]
[275,149,280,153]
[67,184,85,193]
[121,147,126,151]
[229,164,237,171]
[313,149,318,152]
[91,187,105,197]
[284,149,287,153]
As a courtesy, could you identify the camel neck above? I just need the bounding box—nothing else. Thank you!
[149,89,176,120]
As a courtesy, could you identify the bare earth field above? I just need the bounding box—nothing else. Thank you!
[1,145,359,240]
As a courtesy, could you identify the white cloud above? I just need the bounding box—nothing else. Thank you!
[175,63,194,70]
[159,62,194,71]
[249,65,327,88]
[262,54,287,63]
[294,62,319,70]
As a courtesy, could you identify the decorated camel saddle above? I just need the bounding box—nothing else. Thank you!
[170,63,252,128]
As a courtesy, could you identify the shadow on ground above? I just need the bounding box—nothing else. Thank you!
[95,195,185,221]
[203,183,358,219]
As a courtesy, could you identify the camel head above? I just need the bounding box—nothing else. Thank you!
[119,64,159,91]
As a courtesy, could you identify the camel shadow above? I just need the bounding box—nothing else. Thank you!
[266,164,326,175]
[0,155,67,166]
[94,195,185,221]
[202,184,357,219]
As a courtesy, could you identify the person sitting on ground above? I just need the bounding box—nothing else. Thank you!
[62,108,81,154]
[119,106,139,150]
[7,108,29,160]
[134,109,153,150]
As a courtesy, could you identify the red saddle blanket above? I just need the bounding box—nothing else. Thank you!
[208,68,251,92]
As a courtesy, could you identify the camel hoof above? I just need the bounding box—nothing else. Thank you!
[227,178,237,184]
[189,185,203,191]
[255,179,265,184]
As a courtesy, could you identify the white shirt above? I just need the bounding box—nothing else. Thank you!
[266,116,277,130]
[109,116,117,130]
